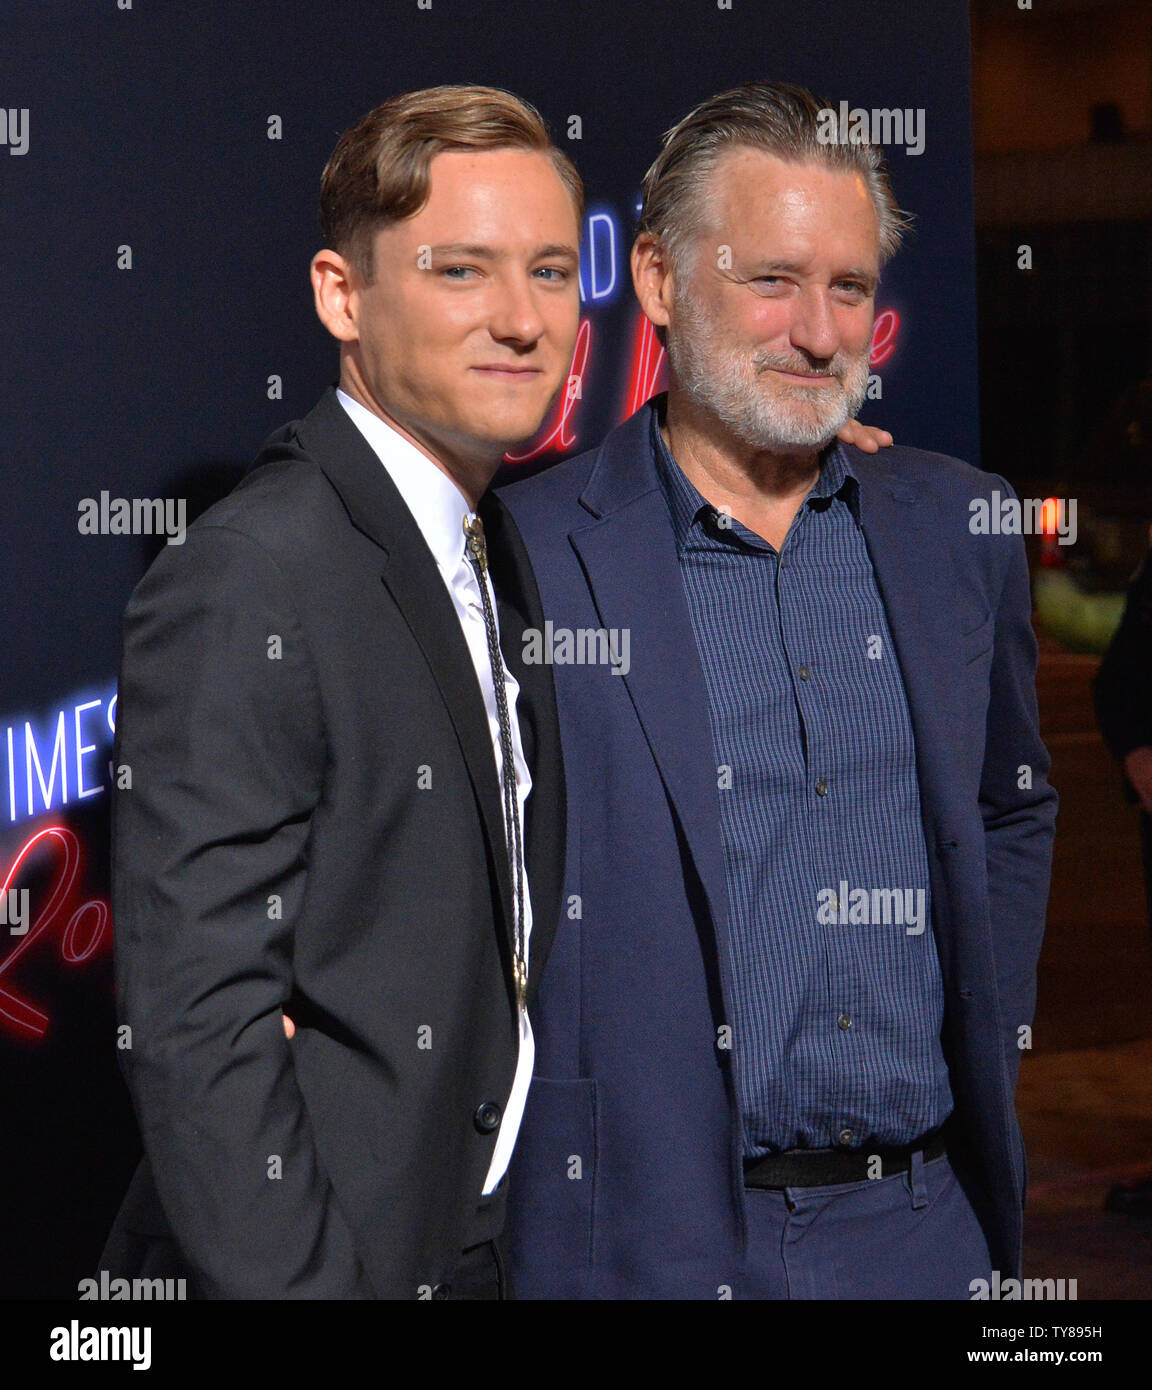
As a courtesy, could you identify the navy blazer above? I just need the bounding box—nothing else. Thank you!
[498,400,1057,1299]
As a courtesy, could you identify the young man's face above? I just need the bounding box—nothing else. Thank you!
[338,148,581,467]
[648,147,880,453]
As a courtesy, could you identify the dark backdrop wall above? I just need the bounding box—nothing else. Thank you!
[0,0,977,1298]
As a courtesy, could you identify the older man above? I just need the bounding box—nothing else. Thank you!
[500,80,1056,1299]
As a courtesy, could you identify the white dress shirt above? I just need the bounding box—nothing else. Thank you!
[336,388,534,1195]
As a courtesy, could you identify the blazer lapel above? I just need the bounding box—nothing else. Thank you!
[293,389,519,979]
[851,450,973,809]
[569,406,732,955]
[850,449,977,979]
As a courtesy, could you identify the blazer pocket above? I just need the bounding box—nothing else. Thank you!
[509,1076,598,1281]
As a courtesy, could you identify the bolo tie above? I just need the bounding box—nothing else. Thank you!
[463,513,528,1009]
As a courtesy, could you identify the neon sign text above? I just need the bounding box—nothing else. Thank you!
[0,824,111,1039]
[4,687,116,826]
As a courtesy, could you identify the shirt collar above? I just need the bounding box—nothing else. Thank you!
[336,387,473,578]
[649,400,860,550]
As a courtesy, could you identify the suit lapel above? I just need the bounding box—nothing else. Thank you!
[570,406,732,953]
[293,389,519,977]
[851,449,972,811]
[850,448,976,980]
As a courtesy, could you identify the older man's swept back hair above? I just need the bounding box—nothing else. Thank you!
[320,85,585,283]
[638,79,910,271]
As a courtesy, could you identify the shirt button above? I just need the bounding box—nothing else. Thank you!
[474,1101,502,1134]
[838,1129,854,1146]
[838,1013,852,1030]
[798,665,811,681]
[815,779,829,796]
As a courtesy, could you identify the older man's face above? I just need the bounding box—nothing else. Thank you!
[663,148,879,452]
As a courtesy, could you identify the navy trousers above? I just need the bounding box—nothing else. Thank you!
[739,1152,993,1299]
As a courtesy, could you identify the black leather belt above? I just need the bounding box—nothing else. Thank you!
[743,1132,947,1188]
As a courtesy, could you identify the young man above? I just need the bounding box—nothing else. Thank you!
[101,86,579,1300]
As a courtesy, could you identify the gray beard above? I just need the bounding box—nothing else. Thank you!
[666,294,871,452]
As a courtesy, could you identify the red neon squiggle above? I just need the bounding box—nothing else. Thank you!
[504,317,592,464]
[622,314,667,419]
[0,825,110,1039]
[869,309,900,367]
[61,899,110,963]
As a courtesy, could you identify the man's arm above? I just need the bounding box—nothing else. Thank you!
[976,486,1058,1096]
[113,524,373,1298]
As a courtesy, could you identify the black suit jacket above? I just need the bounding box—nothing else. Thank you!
[101,387,565,1298]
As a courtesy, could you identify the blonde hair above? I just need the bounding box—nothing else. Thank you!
[320,85,584,282]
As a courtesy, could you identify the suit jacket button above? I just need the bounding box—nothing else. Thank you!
[474,1101,502,1133]
[432,1283,451,1300]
